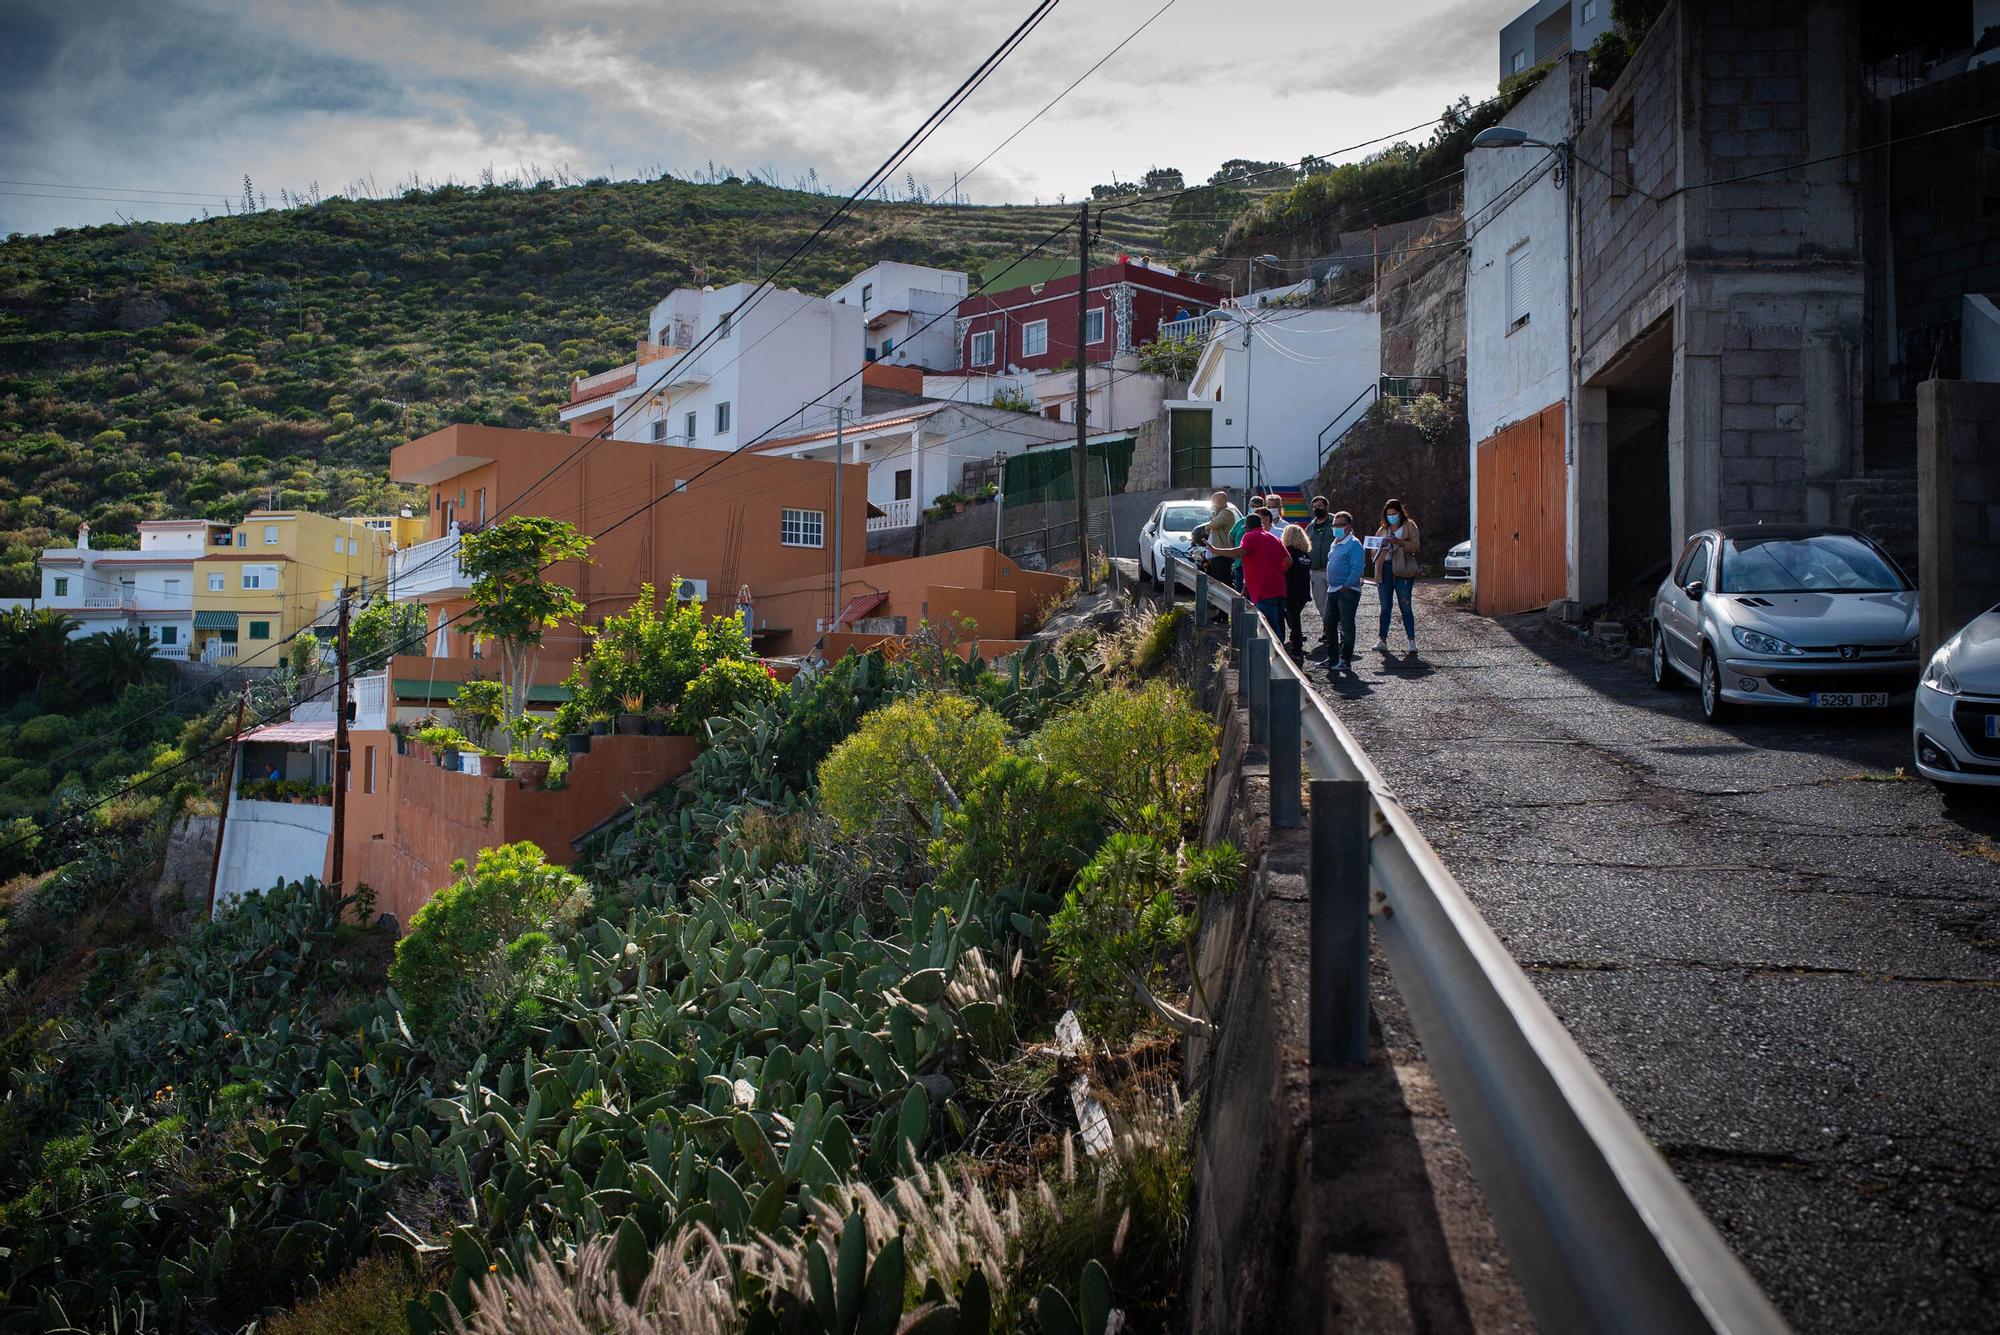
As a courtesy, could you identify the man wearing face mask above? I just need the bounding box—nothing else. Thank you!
[1303,496,1336,656]
[1324,509,1365,674]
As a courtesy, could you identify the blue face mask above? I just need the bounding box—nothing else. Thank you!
[1331,526,1347,539]
[1387,514,1404,528]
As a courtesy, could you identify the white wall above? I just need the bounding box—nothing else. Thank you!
[831,262,967,372]
[212,798,331,912]
[1184,306,1381,490]
[1464,69,1576,448]
[1965,294,2000,383]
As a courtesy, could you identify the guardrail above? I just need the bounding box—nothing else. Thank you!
[1161,554,1790,1335]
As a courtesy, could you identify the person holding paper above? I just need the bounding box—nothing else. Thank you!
[1373,498,1422,653]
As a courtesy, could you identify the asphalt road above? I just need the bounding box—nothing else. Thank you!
[1297,580,2000,1334]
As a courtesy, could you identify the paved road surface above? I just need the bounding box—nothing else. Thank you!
[1295,581,2000,1333]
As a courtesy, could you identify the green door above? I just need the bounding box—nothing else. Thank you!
[1169,408,1213,488]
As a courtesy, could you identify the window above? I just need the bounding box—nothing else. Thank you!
[780,508,825,548]
[715,401,732,434]
[1609,105,1634,200]
[717,312,732,339]
[242,565,276,591]
[235,531,247,547]
[263,525,278,545]
[1581,0,1596,21]
[882,337,895,356]
[1085,308,1105,344]
[652,419,671,442]
[164,578,181,598]
[684,410,698,441]
[160,625,178,646]
[1022,320,1049,357]
[861,282,873,311]
[363,745,376,794]
[248,620,271,640]
[970,330,995,366]
[52,576,67,597]
[1511,49,1525,73]
[208,573,224,591]
[333,535,344,553]
[1505,243,1532,329]
[1672,540,1709,590]
[894,469,912,501]
[242,570,260,590]
[1717,534,1907,594]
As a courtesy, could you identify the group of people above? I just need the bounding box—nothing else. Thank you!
[1195,489,1422,676]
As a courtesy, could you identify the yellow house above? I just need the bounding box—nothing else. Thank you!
[349,512,428,550]
[190,511,390,667]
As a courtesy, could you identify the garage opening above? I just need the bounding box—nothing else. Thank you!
[1592,315,1674,601]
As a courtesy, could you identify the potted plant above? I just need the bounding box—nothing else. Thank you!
[589,713,612,737]
[509,747,554,791]
[460,514,592,756]
[451,679,508,754]
[476,749,504,778]
[615,691,647,735]
[645,702,673,735]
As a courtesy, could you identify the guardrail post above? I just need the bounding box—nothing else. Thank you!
[1194,565,1209,622]
[1245,625,1270,745]
[1269,677,1300,828]
[1310,778,1370,1066]
[1230,593,1251,656]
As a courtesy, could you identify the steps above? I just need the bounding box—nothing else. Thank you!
[1846,399,1921,581]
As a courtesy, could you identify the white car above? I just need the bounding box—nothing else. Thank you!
[1443,539,1471,580]
[1137,500,1214,589]
[1914,605,2000,789]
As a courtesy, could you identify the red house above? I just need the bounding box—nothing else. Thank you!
[956,258,1227,375]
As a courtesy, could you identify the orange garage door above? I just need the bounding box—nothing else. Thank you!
[1474,403,1567,615]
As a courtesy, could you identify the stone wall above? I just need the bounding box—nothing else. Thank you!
[1576,6,1681,356]
[1376,218,1467,386]
[1917,378,2000,651]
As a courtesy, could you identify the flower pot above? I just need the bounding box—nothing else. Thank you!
[589,720,611,736]
[512,759,551,791]
[954,502,967,514]
[477,753,504,778]
[440,748,460,770]
[646,720,668,736]
[394,735,408,756]
[616,713,646,735]
[565,732,591,756]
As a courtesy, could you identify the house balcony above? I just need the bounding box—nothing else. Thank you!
[83,589,137,610]
[867,498,916,531]
[156,642,189,661]
[390,533,470,599]
[202,641,239,664]
[351,672,390,732]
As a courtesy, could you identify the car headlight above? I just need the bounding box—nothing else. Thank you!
[1731,625,1803,657]
[1921,641,1960,695]
[1898,637,1918,657]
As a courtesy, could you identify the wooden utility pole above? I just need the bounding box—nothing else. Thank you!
[1072,200,1093,590]
[203,684,249,920]
[831,406,845,629]
[329,592,352,896]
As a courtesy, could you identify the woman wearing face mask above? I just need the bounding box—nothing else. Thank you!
[1373,498,1421,653]
[1281,520,1313,657]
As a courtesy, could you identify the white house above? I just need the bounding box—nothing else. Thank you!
[562,283,865,452]
[33,519,214,656]
[829,262,968,372]
[1162,305,1381,494]
[923,358,1178,435]
[751,400,1070,531]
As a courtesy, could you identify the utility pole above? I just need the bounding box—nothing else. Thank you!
[831,406,845,630]
[204,683,249,921]
[329,592,352,898]
[1072,199,1093,591]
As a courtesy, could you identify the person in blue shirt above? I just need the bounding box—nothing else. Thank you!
[1323,510,1366,675]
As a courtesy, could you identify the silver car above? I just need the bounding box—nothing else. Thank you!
[1913,605,2000,789]
[1650,525,1919,723]
[1137,500,1214,589]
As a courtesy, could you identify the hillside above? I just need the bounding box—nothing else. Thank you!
[0,180,1171,595]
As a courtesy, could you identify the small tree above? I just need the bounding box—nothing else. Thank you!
[348,597,425,671]
[460,516,592,752]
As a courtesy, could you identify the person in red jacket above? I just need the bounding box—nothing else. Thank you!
[1205,511,1292,638]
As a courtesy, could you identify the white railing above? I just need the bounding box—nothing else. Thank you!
[352,672,389,732]
[1160,554,1792,1335]
[1156,312,1224,345]
[390,533,468,598]
[202,641,238,664]
[867,498,916,531]
[156,643,189,660]
[83,590,136,609]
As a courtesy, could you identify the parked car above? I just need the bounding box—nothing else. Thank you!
[1649,525,1918,723]
[1443,540,1472,580]
[1913,605,2000,789]
[1137,500,1214,589]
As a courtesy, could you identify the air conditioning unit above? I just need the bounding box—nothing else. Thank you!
[674,577,707,602]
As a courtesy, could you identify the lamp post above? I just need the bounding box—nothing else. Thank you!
[1250,253,1282,297]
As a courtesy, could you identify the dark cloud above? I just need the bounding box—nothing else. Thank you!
[1290,0,1518,97]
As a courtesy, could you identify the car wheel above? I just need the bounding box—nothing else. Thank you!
[1699,647,1734,723]
[1651,623,1677,690]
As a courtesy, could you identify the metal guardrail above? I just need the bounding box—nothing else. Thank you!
[1161,555,1790,1335]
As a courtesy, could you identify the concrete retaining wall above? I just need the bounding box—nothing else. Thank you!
[1918,377,2000,651]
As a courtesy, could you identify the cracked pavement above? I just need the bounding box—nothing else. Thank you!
[1299,582,2000,1333]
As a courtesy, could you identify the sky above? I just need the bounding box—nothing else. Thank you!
[0,0,1520,238]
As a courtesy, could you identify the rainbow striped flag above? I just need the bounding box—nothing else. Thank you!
[1263,485,1309,521]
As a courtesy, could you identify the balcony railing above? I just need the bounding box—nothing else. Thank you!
[1156,312,1224,345]
[156,643,189,661]
[352,672,389,731]
[868,498,916,531]
[202,641,238,664]
[390,533,469,599]
[82,589,137,609]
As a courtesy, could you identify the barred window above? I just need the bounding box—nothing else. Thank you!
[780,508,825,548]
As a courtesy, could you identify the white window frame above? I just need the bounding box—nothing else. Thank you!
[684,410,698,441]
[1511,49,1526,73]
[263,524,279,545]
[780,507,825,549]
[208,573,224,592]
[52,576,67,597]
[652,419,671,442]
[1505,242,1532,330]
[1021,319,1049,358]
[1581,0,1596,22]
[715,401,732,434]
[242,570,261,590]
[1084,308,1105,344]
[163,577,181,598]
[861,282,873,311]
[717,312,732,340]
[970,330,995,367]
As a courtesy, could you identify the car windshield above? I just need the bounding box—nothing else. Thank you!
[1161,505,1209,531]
[1716,533,1907,593]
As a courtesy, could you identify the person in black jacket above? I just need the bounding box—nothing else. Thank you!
[1281,517,1312,657]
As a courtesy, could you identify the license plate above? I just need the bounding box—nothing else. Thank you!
[1986,714,2000,739]
[1809,691,1888,708]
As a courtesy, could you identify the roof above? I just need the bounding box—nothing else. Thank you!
[753,402,951,452]
[240,720,336,743]
[836,591,889,626]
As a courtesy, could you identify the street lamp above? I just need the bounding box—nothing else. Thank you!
[1470,126,1569,187]
[1250,253,1282,295]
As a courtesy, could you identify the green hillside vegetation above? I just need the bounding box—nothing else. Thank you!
[0,179,1171,596]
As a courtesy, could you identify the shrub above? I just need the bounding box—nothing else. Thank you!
[1028,682,1217,833]
[772,649,899,789]
[817,694,1010,840]
[1048,833,1186,1033]
[931,755,1107,910]
[677,658,782,732]
[389,841,591,1032]
[450,678,508,749]
[264,1255,423,1335]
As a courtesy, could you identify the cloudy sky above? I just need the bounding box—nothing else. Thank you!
[0,0,1517,237]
